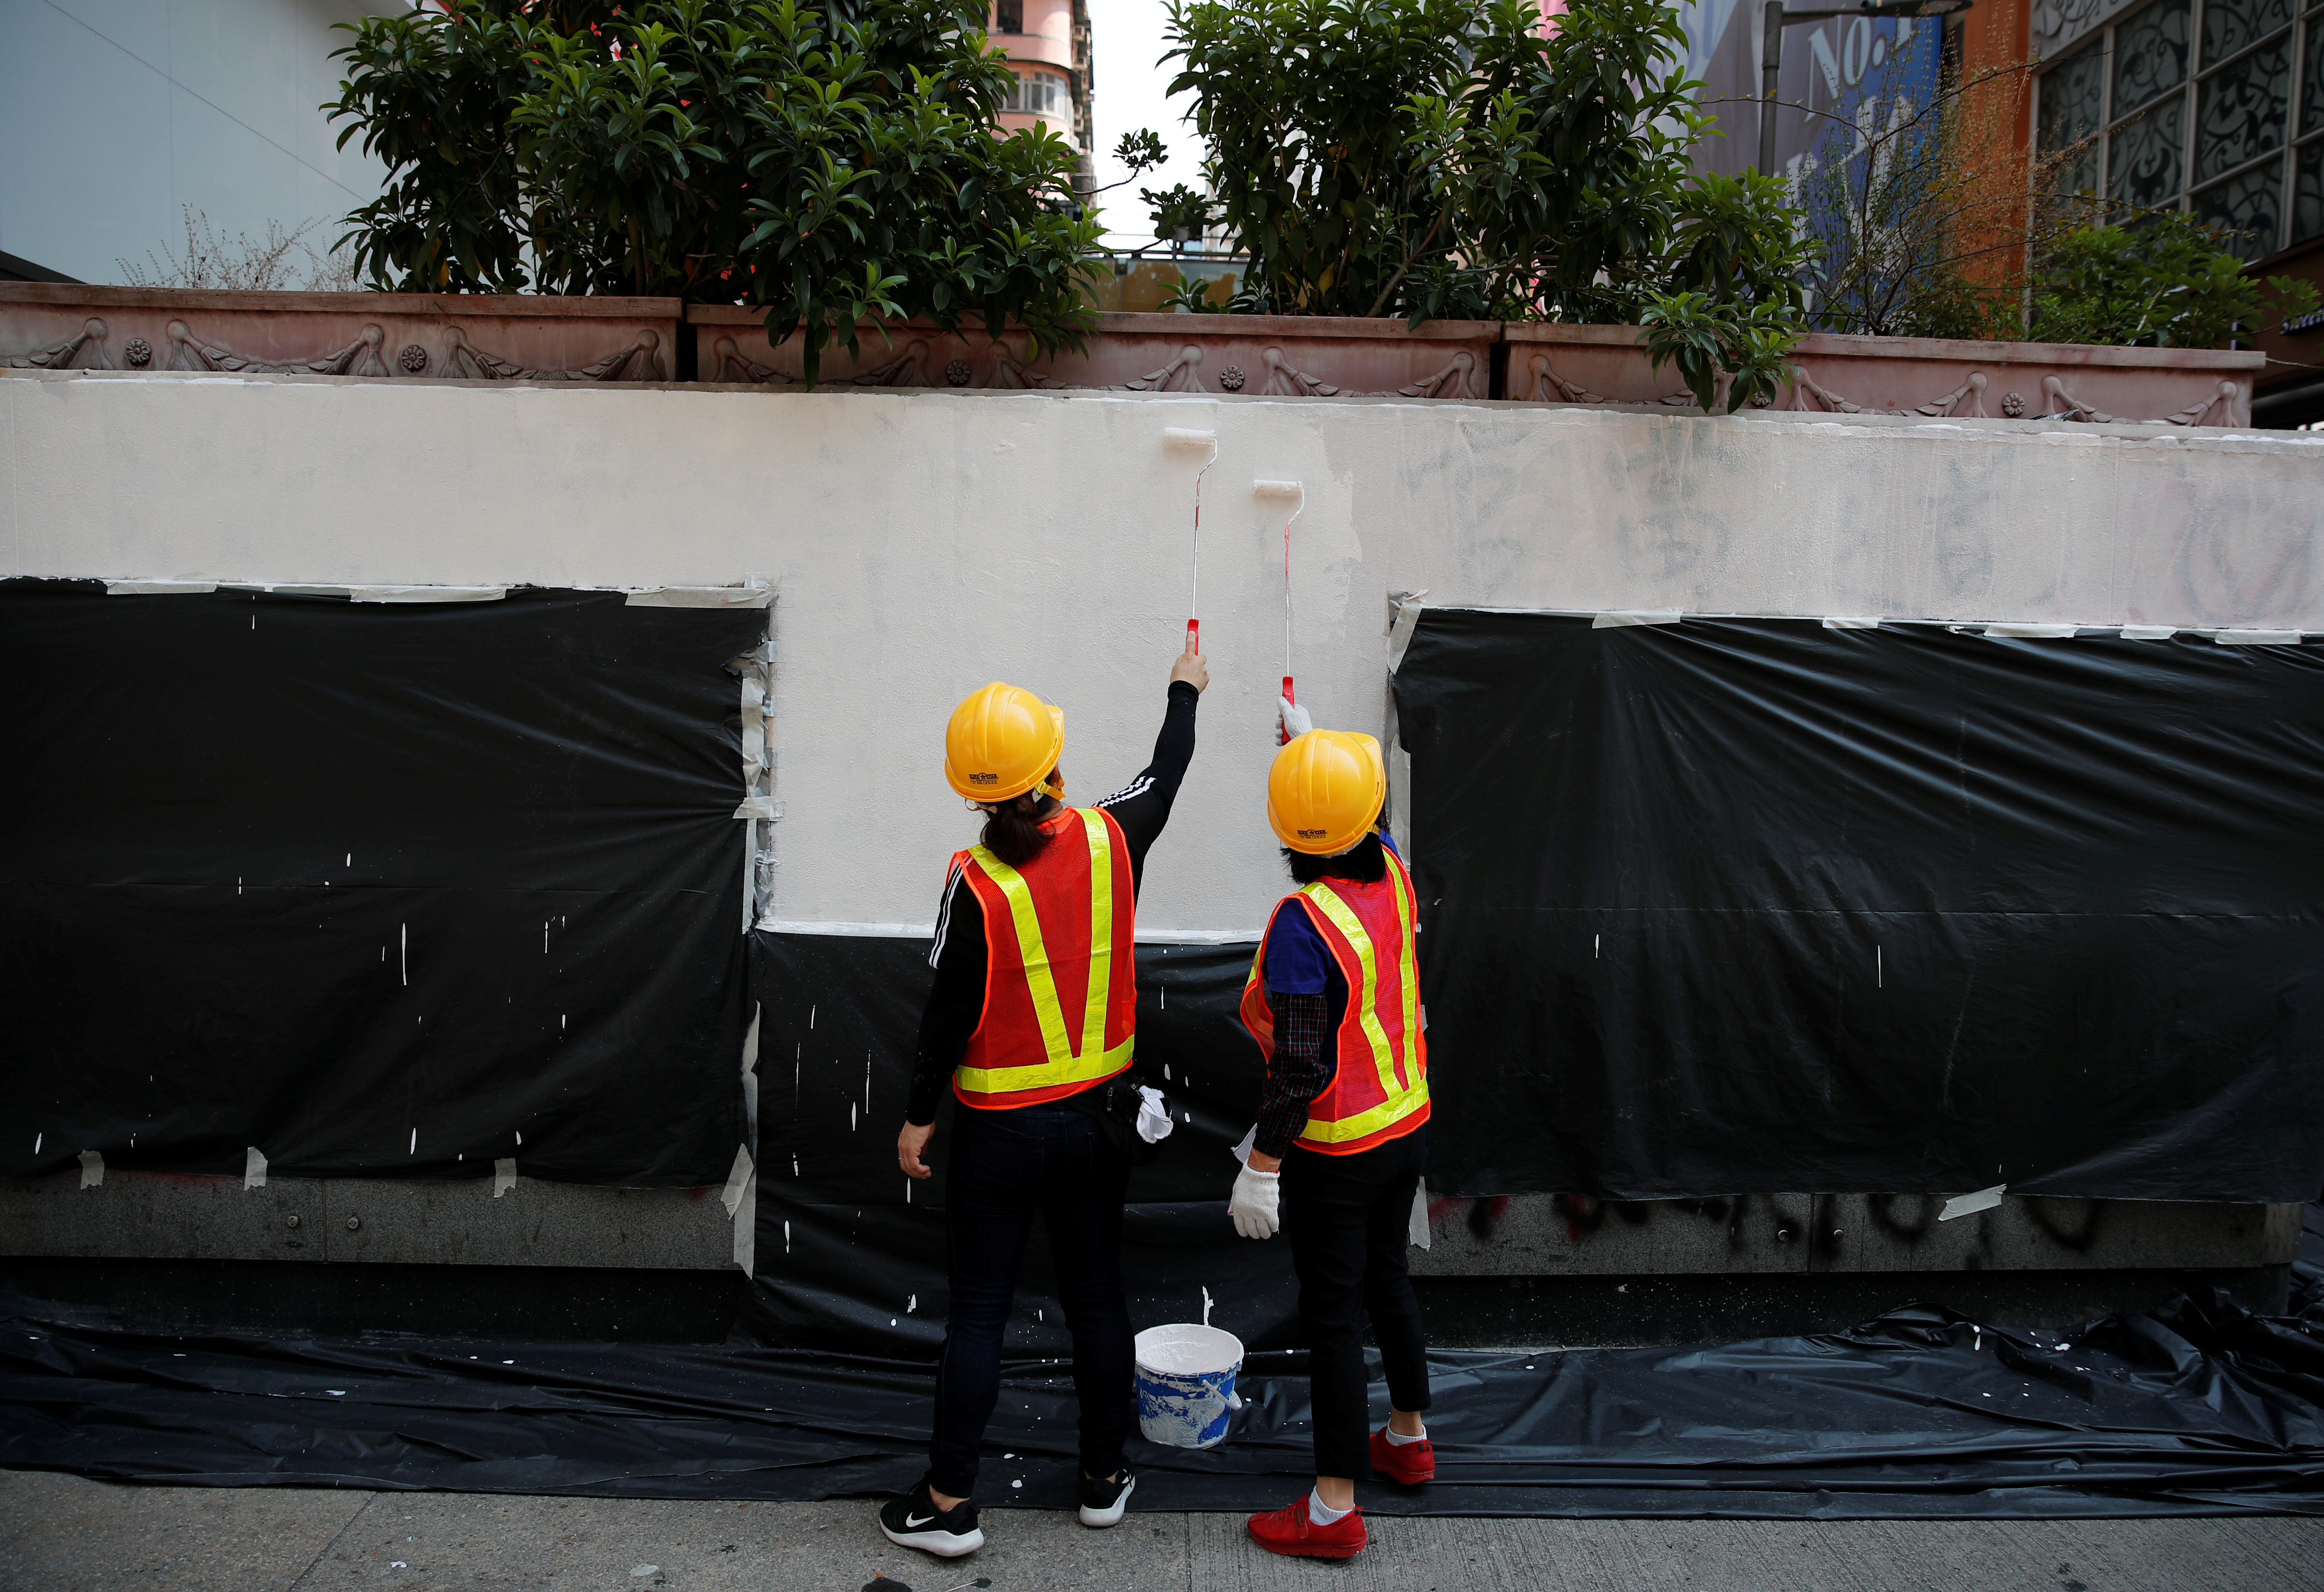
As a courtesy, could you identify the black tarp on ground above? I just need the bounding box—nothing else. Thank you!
[1392,611,2324,1202]
[0,581,764,1187]
[2,1206,2320,1515]
[743,931,1287,1361]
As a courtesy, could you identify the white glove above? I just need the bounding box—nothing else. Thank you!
[1278,696,1312,743]
[1135,1085,1174,1145]
[1229,1164,1280,1240]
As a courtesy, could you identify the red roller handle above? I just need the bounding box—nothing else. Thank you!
[1279,675,1297,744]
[1187,618,1201,651]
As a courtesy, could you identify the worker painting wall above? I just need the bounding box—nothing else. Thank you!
[6,372,2321,942]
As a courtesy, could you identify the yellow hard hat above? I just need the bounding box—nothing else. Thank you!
[1267,729,1386,855]
[945,682,1065,803]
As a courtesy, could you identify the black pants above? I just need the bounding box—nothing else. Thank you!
[928,1099,1134,1497]
[1281,1125,1432,1481]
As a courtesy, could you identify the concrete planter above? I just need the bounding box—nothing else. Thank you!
[0,285,682,384]
[1506,323,2263,427]
[688,306,1497,399]
[2,284,2265,427]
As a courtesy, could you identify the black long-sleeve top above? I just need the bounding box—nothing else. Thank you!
[906,682,1199,1125]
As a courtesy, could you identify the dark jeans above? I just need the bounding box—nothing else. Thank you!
[1281,1125,1432,1481]
[929,1099,1134,1498]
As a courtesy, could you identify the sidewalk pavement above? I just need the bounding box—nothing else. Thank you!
[5,1469,2321,1592]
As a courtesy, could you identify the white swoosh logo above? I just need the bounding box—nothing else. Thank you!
[904,1513,936,1528]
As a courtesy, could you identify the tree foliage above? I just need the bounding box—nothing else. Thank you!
[1162,0,1811,338]
[325,0,1101,383]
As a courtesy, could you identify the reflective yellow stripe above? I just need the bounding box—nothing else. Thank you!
[1297,864,1426,1146]
[955,808,1131,1096]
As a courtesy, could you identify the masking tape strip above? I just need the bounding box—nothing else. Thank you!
[1939,1183,2006,1221]
[721,1144,755,1218]
[626,585,776,608]
[350,586,507,603]
[1982,623,2081,638]
[1592,611,1683,629]
[214,583,509,602]
[733,796,778,821]
[1386,590,1430,673]
[731,1169,757,1274]
[1821,616,1883,630]
[2119,625,2178,640]
[244,1146,268,1189]
[756,919,937,938]
[739,1002,761,1165]
[78,1150,104,1189]
[2215,629,2304,645]
[106,581,217,596]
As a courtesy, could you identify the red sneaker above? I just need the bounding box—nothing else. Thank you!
[1246,1495,1367,1559]
[1371,1426,1435,1485]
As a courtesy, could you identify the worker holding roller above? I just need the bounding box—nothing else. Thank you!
[879,637,1207,1560]
[1229,700,1433,1561]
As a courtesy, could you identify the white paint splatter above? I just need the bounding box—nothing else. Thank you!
[408,1129,417,1155]
[784,1219,791,1252]
[850,1103,858,1131]
[400,923,408,986]
[1877,945,1883,988]
[1594,933,1600,958]
[1202,1286,1213,1326]
[809,1005,816,1029]
[908,1295,917,1312]
[515,1130,523,1146]
[33,1133,42,1154]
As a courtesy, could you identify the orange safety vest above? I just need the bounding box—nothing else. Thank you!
[1238,846,1430,1154]
[952,805,1138,1109]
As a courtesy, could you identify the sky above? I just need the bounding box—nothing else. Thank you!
[1084,0,1210,248]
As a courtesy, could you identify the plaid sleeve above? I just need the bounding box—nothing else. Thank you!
[1253,991,1333,1159]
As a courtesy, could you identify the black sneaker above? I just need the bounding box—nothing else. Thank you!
[878,1479,984,1558]
[1078,1468,1136,1528]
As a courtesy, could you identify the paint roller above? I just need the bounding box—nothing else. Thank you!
[1164,428,1218,651]
[1254,478,1306,741]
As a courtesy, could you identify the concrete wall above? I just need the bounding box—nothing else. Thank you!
[6,371,2321,937]
[0,0,389,284]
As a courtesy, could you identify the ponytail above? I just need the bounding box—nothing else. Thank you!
[980,778,1061,868]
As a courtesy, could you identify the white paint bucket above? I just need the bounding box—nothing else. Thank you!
[1134,1323,1245,1449]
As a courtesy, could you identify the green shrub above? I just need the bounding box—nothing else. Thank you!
[2029,212,2320,350]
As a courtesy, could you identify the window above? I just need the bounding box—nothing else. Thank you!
[2036,0,2324,257]
[1002,69,1066,117]
[994,0,1023,33]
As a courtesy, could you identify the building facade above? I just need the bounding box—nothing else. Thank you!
[989,0,1095,189]
[2030,0,2324,421]
[0,0,388,286]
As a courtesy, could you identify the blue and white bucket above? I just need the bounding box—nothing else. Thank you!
[1134,1323,1245,1449]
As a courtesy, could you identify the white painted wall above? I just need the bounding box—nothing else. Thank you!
[0,0,390,284]
[5,373,2321,933]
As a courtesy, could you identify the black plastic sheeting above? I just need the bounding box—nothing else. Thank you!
[744,932,1288,1362]
[1393,610,2324,1202]
[0,581,764,1187]
[3,1206,2320,1516]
